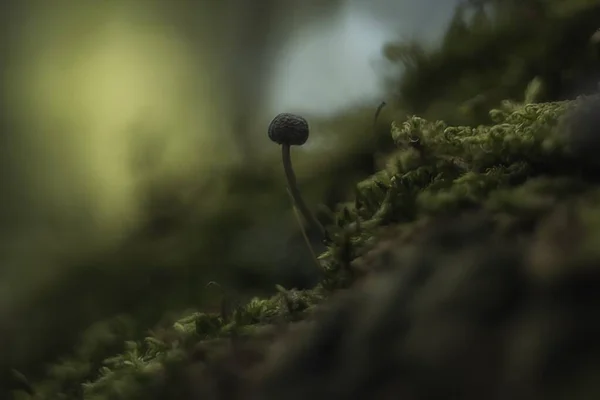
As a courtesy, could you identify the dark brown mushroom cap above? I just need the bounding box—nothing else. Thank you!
[268,113,309,146]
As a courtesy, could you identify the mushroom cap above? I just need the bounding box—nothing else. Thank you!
[268,113,309,146]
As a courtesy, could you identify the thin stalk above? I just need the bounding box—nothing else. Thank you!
[287,188,321,269]
[281,144,330,243]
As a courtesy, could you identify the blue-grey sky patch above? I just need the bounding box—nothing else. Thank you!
[267,0,461,117]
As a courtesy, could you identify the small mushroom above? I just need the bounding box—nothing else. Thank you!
[268,113,329,243]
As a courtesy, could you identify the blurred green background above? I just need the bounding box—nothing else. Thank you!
[1,0,599,384]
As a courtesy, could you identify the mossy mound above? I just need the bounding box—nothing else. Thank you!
[320,94,600,287]
[9,94,600,399]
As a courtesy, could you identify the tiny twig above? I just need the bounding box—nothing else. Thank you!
[373,101,387,134]
[206,281,234,321]
[371,101,388,168]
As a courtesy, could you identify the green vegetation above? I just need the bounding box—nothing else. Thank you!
[6,0,600,398]
[9,88,600,398]
[383,0,600,125]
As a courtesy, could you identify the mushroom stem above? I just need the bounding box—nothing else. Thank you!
[281,143,329,243]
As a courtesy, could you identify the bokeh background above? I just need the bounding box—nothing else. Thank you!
[1,0,599,384]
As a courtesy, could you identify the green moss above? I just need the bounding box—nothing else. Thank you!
[14,283,325,399]
[320,95,599,289]
[385,0,600,126]
[9,92,600,399]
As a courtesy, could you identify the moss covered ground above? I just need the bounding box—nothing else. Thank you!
[7,91,600,399]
